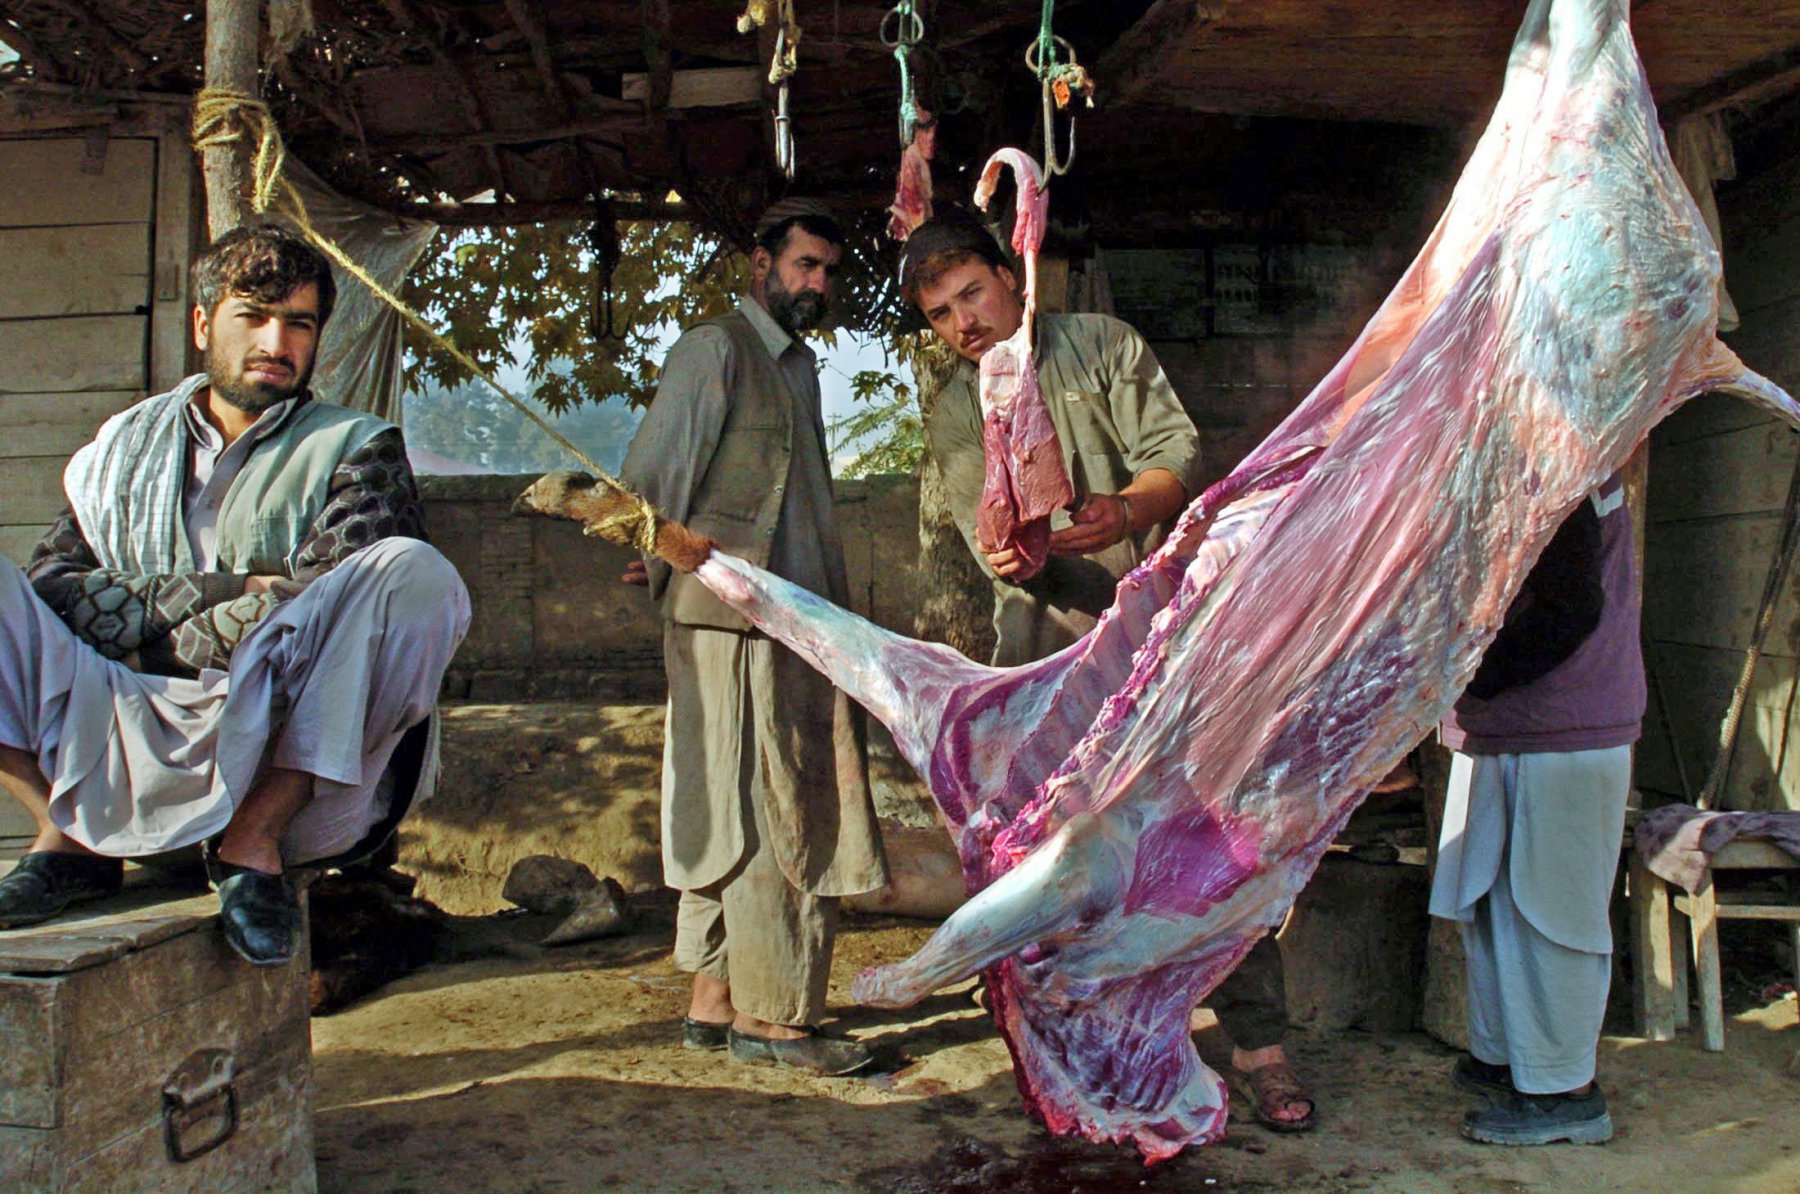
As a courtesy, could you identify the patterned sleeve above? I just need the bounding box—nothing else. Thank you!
[287,426,427,583]
[27,508,248,664]
[164,427,428,673]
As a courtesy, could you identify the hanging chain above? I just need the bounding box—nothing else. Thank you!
[881,0,926,147]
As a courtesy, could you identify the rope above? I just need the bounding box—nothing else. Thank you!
[1696,451,1800,810]
[189,87,662,555]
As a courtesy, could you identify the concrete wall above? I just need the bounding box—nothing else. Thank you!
[1108,241,1405,490]
[423,472,926,700]
[1639,151,1800,811]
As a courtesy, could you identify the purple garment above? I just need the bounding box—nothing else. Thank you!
[1635,803,1800,893]
[1443,475,1646,754]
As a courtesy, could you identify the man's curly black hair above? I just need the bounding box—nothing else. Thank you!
[190,223,337,327]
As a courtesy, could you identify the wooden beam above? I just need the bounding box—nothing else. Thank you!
[202,0,259,237]
[620,67,762,110]
[1096,0,1228,110]
[366,120,637,154]
[500,0,610,206]
[416,198,691,226]
[641,0,673,114]
[35,0,147,75]
[1663,47,1800,124]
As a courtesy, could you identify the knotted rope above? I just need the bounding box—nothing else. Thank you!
[189,87,662,555]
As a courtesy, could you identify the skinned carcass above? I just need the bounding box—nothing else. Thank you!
[969,148,1075,577]
[518,0,1800,1163]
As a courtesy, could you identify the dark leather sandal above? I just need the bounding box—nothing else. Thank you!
[1239,1061,1317,1133]
[727,1028,874,1076]
[0,851,123,929]
[682,1016,731,1051]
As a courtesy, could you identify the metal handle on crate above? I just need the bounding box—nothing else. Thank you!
[163,1047,239,1163]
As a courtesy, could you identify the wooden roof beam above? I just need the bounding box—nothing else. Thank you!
[1096,0,1228,110]
[36,0,147,76]
[380,0,516,200]
[417,197,691,226]
[500,0,615,209]
[1663,46,1800,124]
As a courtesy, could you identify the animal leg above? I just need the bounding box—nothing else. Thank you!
[851,811,1130,1008]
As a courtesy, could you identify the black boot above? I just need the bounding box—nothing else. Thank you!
[0,851,123,929]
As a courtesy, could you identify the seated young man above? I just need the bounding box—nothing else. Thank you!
[0,224,469,966]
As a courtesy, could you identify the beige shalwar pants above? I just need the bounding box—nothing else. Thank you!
[664,625,838,1027]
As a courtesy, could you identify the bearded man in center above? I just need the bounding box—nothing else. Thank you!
[618,200,889,1076]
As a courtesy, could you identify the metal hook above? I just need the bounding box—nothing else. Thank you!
[588,207,625,341]
[1041,80,1076,176]
[774,81,796,180]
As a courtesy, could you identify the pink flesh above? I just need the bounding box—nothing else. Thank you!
[693,0,1800,1162]
[887,105,936,241]
[972,148,1074,569]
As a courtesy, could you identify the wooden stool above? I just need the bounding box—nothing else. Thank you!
[1630,836,1800,1051]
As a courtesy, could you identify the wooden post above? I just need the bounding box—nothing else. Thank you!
[1629,853,1677,1041]
[202,0,259,239]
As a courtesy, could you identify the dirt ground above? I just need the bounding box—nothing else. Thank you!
[309,701,1800,1191]
[310,892,1800,1194]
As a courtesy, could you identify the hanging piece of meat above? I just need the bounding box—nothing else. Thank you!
[969,147,1074,578]
[887,104,937,240]
[519,0,1799,1163]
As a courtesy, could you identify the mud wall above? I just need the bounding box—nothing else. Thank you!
[422,473,925,701]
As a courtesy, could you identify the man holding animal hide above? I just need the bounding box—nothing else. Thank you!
[618,199,888,1076]
[0,225,469,967]
[901,210,1318,1133]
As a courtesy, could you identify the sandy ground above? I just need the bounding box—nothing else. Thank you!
[310,894,1800,1194]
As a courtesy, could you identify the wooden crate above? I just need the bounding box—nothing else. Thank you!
[0,867,316,1192]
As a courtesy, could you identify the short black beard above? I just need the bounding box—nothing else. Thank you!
[764,271,827,335]
[207,347,309,414]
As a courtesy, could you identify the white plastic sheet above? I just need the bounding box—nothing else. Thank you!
[277,159,438,422]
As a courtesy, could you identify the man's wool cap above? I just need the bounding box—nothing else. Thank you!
[754,197,840,240]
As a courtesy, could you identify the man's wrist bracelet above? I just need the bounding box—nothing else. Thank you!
[1117,495,1134,536]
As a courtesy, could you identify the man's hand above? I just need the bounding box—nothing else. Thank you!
[983,544,1043,581]
[243,574,284,595]
[622,559,650,586]
[1049,493,1131,557]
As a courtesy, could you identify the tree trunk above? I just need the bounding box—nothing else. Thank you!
[910,339,996,662]
[202,0,259,239]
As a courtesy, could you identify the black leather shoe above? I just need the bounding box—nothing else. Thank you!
[1451,1054,1514,1100]
[211,863,301,967]
[728,1028,875,1076]
[1462,1084,1613,1146]
[682,1017,731,1051]
[0,851,123,929]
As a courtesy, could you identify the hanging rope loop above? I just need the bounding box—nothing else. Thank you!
[189,87,662,553]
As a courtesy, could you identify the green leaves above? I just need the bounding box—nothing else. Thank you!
[399,210,932,476]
